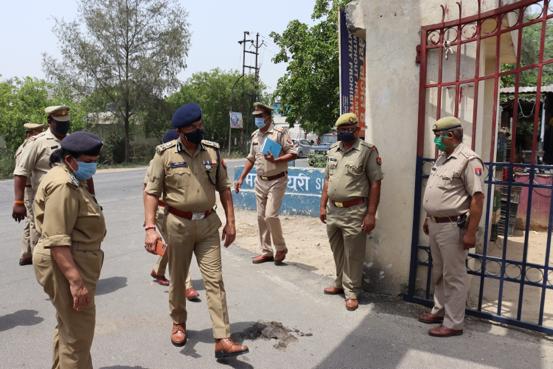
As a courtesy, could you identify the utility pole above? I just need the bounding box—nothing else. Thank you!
[232,32,264,152]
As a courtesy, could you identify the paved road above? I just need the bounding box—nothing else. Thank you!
[0,168,552,369]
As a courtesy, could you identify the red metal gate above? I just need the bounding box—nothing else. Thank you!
[407,0,553,334]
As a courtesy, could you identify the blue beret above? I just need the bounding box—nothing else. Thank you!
[172,103,202,128]
[162,129,179,143]
[61,131,103,156]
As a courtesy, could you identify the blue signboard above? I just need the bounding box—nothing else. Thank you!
[233,166,325,217]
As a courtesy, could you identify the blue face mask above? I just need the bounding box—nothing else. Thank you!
[255,117,266,128]
[74,161,97,181]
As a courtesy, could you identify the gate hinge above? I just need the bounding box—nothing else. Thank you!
[415,45,421,65]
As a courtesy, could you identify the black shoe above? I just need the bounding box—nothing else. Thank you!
[19,256,32,266]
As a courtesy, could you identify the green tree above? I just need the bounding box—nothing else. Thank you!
[501,16,553,87]
[0,78,52,154]
[43,0,190,162]
[167,69,263,151]
[270,0,351,135]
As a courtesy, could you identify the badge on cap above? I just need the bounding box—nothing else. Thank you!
[474,167,482,176]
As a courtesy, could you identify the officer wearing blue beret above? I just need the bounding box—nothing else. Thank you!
[33,131,106,369]
[144,129,200,301]
[143,103,249,358]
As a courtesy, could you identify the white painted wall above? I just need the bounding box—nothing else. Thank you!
[347,0,513,294]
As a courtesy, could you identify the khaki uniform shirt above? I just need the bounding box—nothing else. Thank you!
[246,124,298,177]
[14,139,31,186]
[423,142,485,217]
[145,139,231,212]
[33,165,106,251]
[325,138,384,201]
[13,128,61,190]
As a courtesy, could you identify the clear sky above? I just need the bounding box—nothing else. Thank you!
[0,0,315,92]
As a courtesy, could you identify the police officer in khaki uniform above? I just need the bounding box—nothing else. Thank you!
[235,102,298,264]
[418,116,484,337]
[145,129,200,301]
[13,106,72,252]
[15,122,45,265]
[32,131,105,369]
[144,103,248,359]
[320,113,383,311]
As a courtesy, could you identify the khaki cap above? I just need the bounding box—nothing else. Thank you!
[45,105,71,122]
[433,116,461,132]
[23,122,45,131]
[252,102,273,115]
[335,112,358,127]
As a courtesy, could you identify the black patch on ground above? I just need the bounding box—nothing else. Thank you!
[232,321,312,350]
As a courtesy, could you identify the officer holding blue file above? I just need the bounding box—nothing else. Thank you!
[235,102,298,265]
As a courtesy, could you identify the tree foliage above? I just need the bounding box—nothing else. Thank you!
[270,0,350,135]
[501,16,553,87]
[43,0,190,161]
[167,69,263,150]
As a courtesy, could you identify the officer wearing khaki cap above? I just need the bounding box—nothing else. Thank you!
[418,116,484,337]
[320,112,383,311]
[13,106,72,260]
[33,131,105,369]
[14,122,45,265]
[235,102,298,264]
[144,103,248,359]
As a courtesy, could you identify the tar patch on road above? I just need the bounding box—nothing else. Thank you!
[233,321,312,350]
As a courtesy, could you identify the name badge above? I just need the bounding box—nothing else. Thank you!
[169,161,188,168]
[203,160,216,170]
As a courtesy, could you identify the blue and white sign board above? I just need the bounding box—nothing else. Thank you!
[233,166,325,217]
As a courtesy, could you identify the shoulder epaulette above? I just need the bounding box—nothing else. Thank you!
[155,140,177,154]
[251,129,259,137]
[201,139,220,149]
[274,126,285,132]
[359,141,373,149]
[329,142,339,150]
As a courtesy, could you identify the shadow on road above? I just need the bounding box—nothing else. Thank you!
[0,309,43,332]
[96,276,128,296]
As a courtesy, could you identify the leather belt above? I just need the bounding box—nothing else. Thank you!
[258,171,287,181]
[428,215,463,223]
[331,198,366,208]
[158,199,166,208]
[25,185,32,188]
[167,206,213,220]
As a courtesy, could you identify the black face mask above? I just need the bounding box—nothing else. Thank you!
[182,129,205,144]
[52,121,70,136]
[337,131,356,142]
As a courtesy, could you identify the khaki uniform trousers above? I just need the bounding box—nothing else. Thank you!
[326,204,367,300]
[152,208,192,289]
[255,175,288,256]
[21,187,39,258]
[165,212,230,338]
[428,220,469,330]
[33,247,104,369]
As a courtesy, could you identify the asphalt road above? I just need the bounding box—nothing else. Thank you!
[0,167,552,369]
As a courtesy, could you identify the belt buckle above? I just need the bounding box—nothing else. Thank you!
[335,201,344,208]
[260,175,268,180]
[191,212,205,220]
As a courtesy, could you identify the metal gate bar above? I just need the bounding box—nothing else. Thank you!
[407,0,553,335]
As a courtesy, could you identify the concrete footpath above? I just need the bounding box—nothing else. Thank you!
[1,169,552,369]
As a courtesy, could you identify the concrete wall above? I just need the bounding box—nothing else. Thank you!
[348,0,511,294]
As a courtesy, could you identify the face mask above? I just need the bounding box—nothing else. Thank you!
[183,129,205,144]
[434,135,447,151]
[337,131,356,142]
[255,117,266,128]
[74,161,97,181]
[52,121,70,135]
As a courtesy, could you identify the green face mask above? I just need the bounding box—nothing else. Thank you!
[434,135,447,151]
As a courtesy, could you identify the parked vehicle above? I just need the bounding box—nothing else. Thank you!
[294,139,331,158]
